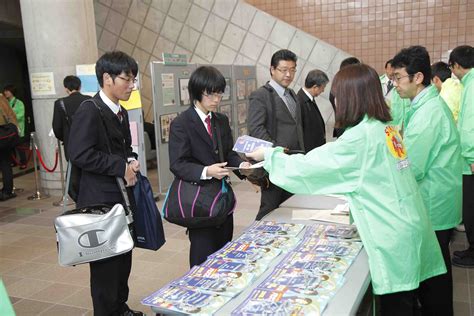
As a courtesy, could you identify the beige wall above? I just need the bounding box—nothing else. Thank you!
[247,0,474,73]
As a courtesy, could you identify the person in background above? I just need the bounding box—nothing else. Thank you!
[168,66,250,267]
[297,69,329,152]
[68,51,143,316]
[391,45,461,315]
[449,45,474,268]
[380,59,395,102]
[329,57,361,138]
[2,84,26,169]
[248,49,305,220]
[0,94,18,201]
[431,61,462,122]
[247,64,446,315]
[52,75,90,159]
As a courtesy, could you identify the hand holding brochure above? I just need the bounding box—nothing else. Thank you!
[232,135,273,154]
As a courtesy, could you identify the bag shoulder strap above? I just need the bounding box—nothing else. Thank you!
[59,99,70,125]
[89,98,133,218]
[262,84,278,139]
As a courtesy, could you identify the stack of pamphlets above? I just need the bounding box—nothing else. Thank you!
[304,223,359,240]
[246,220,305,236]
[207,241,281,266]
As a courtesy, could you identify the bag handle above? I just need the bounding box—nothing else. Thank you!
[89,98,134,220]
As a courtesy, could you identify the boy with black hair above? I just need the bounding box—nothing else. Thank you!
[431,61,462,122]
[68,51,143,316]
[392,45,462,315]
[449,45,474,268]
[52,75,90,159]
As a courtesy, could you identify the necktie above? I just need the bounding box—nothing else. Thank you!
[205,115,212,138]
[284,89,297,119]
[386,80,393,95]
[117,109,123,122]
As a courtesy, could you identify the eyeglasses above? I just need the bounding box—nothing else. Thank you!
[275,67,297,75]
[202,92,224,100]
[393,74,413,83]
[116,76,137,84]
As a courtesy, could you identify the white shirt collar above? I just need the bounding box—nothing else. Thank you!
[194,104,212,125]
[99,90,121,114]
[302,87,314,102]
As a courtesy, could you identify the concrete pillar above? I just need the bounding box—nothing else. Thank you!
[19,0,98,195]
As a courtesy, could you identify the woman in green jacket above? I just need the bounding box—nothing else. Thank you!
[247,64,445,315]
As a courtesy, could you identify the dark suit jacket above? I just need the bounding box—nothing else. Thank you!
[297,88,326,152]
[169,106,243,183]
[52,92,90,159]
[248,83,304,151]
[68,93,136,208]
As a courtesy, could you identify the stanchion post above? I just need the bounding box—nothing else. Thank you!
[28,132,50,200]
[53,140,73,206]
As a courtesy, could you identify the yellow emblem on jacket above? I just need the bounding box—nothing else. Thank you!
[385,126,406,160]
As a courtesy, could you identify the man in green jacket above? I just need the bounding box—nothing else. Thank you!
[3,84,27,168]
[391,45,462,316]
[449,45,474,268]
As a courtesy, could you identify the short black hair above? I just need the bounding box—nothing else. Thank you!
[270,49,297,68]
[63,75,82,91]
[2,84,16,95]
[304,69,329,88]
[449,45,474,69]
[391,45,431,86]
[385,59,393,68]
[188,66,226,106]
[340,57,360,69]
[431,62,451,82]
[95,51,138,87]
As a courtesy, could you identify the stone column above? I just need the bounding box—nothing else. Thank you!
[19,0,98,195]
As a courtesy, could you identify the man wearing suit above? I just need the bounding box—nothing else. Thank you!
[52,75,90,159]
[68,51,143,316]
[297,69,329,152]
[248,49,305,220]
[169,66,250,267]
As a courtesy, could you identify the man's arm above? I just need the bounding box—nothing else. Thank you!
[248,92,276,143]
[52,100,64,141]
[68,101,126,177]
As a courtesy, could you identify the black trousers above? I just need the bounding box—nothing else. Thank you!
[463,175,474,248]
[188,215,233,268]
[90,250,132,316]
[379,289,418,316]
[0,149,13,193]
[256,182,293,220]
[418,229,453,316]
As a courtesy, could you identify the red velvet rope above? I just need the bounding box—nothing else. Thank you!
[35,147,59,172]
[10,147,33,166]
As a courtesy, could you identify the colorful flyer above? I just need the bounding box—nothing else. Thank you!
[219,104,232,124]
[142,285,230,315]
[236,232,301,253]
[161,73,176,106]
[201,258,267,277]
[223,78,231,101]
[294,238,362,259]
[246,221,305,237]
[236,79,246,100]
[160,112,178,143]
[278,252,350,275]
[232,135,273,154]
[304,223,359,240]
[237,102,247,124]
[208,242,281,266]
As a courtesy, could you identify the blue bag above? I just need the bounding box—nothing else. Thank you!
[133,172,166,251]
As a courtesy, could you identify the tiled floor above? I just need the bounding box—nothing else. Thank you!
[0,170,472,315]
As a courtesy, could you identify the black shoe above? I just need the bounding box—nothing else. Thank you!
[453,248,474,259]
[452,254,474,268]
[121,309,144,316]
[0,191,17,201]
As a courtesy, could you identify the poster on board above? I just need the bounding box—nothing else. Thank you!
[219,104,232,124]
[222,78,231,101]
[236,79,246,100]
[179,78,190,106]
[161,73,176,106]
[237,103,248,125]
[246,79,256,97]
[160,112,179,143]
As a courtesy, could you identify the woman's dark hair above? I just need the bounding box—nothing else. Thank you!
[331,64,392,128]
[2,84,16,96]
[188,66,226,105]
[391,45,432,86]
[95,51,138,87]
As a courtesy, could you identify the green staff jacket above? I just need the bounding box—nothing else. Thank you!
[458,69,474,175]
[401,85,462,231]
[263,116,446,295]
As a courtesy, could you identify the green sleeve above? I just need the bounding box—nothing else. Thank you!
[459,86,474,166]
[263,129,364,195]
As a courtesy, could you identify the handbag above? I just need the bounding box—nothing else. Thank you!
[163,116,236,229]
[133,172,166,250]
[54,178,135,266]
